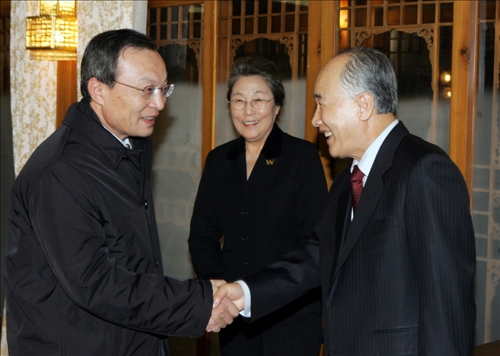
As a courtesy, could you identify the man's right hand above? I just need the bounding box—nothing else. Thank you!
[206,296,239,333]
[212,283,245,311]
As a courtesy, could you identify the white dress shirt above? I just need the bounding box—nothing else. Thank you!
[349,119,398,219]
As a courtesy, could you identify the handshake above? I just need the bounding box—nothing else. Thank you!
[206,280,246,332]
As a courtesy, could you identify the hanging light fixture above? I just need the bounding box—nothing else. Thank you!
[26,0,77,61]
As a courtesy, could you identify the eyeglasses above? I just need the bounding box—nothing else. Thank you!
[228,98,274,111]
[114,81,174,99]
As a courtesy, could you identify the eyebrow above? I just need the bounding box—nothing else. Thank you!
[138,76,168,86]
[232,90,269,97]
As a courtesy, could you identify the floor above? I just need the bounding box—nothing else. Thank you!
[169,333,221,356]
[473,340,500,356]
[169,337,500,356]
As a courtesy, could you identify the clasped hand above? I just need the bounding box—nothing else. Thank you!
[206,280,246,332]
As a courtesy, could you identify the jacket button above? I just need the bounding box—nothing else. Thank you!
[240,211,248,215]
[123,155,130,161]
[241,236,248,241]
[242,260,248,266]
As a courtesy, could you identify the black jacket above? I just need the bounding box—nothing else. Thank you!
[189,124,326,354]
[189,124,327,281]
[4,100,213,356]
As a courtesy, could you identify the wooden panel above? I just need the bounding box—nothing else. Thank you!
[201,0,217,169]
[56,60,77,128]
[320,0,336,67]
[0,0,10,17]
[449,0,478,193]
[318,1,338,185]
[149,0,202,7]
[304,0,322,144]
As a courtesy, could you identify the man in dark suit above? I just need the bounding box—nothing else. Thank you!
[213,46,476,355]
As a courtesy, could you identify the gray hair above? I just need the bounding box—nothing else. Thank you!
[226,56,285,120]
[338,47,398,116]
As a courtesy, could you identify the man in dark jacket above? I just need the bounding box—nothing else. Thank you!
[4,29,238,356]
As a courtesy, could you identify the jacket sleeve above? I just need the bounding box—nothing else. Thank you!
[188,152,228,280]
[28,161,213,338]
[405,153,476,354]
[244,236,321,321]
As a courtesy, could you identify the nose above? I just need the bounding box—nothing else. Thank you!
[150,92,166,111]
[244,101,255,114]
[311,106,321,127]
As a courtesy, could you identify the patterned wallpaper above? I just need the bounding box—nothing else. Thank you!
[1,1,138,355]
[10,1,57,176]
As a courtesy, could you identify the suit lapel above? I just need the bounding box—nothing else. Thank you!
[332,172,384,278]
[222,137,248,194]
[330,183,351,278]
[331,122,410,280]
[221,124,284,191]
[247,124,283,187]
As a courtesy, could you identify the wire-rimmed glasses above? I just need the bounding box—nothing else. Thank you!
[115,81,174,99]
[228,98,274,111]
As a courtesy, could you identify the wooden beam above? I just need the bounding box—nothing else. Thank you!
[56,60,77,128]
[304,0,322,145]
[201,1,217,169]
[0,0,10,17]
[449,0,478,194]
[149,0,203,7]
[320,0,336,67]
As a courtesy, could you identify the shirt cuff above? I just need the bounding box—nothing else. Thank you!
[234,280,251,317]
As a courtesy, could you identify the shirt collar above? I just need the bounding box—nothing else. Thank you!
[351,119,399,179]
[101,125,132,149]
[226,123,283,161]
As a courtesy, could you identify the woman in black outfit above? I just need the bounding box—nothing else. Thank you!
[189,56,327,356]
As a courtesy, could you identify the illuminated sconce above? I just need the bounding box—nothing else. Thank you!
[439,71,451,99]
[339,9,349,29]
[440,70,451,84]
[26,0,77,61]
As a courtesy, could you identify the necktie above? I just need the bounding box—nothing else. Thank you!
[350,165,364,212]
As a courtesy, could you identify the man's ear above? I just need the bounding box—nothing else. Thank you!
[356,92,374,121]
[87,77,105,106]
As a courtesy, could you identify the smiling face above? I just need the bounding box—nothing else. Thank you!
[90,47,168,140]
[311,55,367,161]
[230,75,280,145]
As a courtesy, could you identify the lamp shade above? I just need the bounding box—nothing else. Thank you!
[26,0,77,61]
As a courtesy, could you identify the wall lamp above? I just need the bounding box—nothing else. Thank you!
[26,0,77,61]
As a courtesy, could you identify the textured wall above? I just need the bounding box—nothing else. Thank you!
[10,1,57,176]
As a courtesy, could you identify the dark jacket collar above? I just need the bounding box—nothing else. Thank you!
[225,123,284,161]
[62,99,151,169]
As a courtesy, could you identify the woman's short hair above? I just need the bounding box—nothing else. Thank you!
[226,56,285,112]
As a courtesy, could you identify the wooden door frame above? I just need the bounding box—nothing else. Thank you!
[201,0,217,170]
[449,0,478,193]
